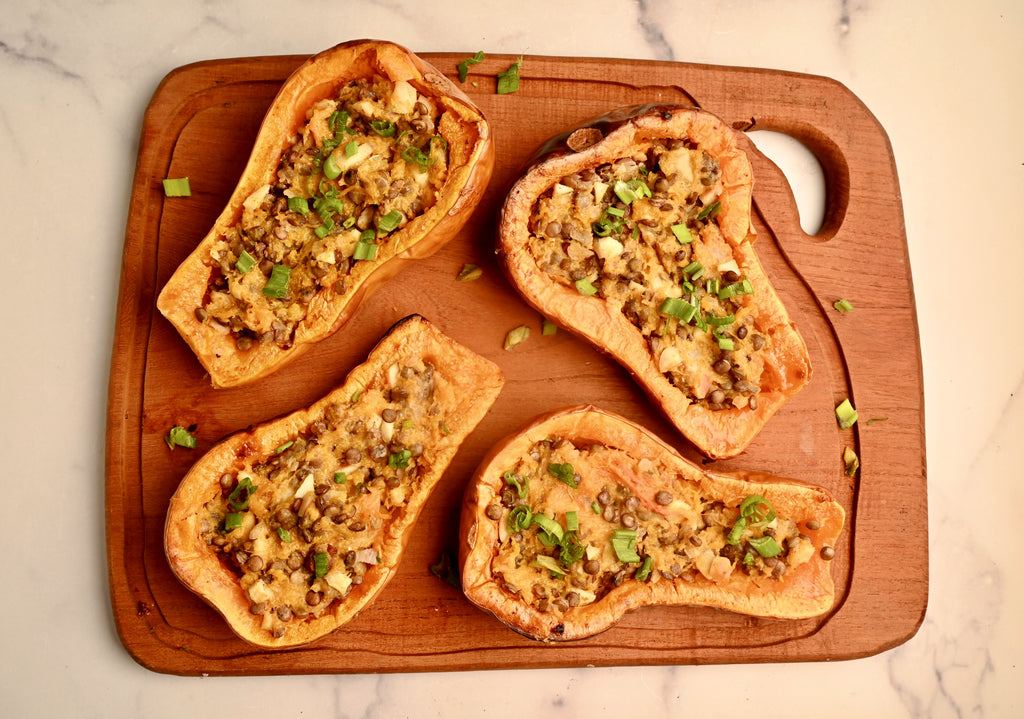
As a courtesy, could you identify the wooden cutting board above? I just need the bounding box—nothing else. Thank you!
[106,50,926,675]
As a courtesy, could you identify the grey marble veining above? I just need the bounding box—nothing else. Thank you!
[2,1,1022,717]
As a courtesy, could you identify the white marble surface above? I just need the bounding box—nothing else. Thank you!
[2,0,1022,716]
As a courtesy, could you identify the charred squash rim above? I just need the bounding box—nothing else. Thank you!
[164,315,504,649]
[157,39,495,388]
[496,104,811,459]
[459,405,844,642]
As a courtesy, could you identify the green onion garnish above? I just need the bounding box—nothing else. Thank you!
[228,476,258,511]
[843,446,860,476]
[275,440,293,454]
[833,298,854,313]
[558,532,585,566]
[313,552,330,578]
[541,319,557,336]
[323,152,343,180]
[496,56,523,94]
[683,261,705,279]
[531,514,564,543]
[334,471,347,484]
[635,556,653,581]
[565,511,579,532]
[696,201,721,220]
[353,241,377,261]
[276,527,292,542]
[503,324,530,350]
[610,529,641,563]
[739,495,776,524]
[457,50,485,82]
[706,314,735,326]
[533,555,565,576]
[165,425,197,450]
[401,144,439,170]
[388,449,412,469]
[717,279,754,300]
[726,517,747,545]
[748,535,783,558]
[592,501,601,514]
[717,336,735,351]
[575,278,598,296]
[222,513,243,532]
[235,250,256,275]
[370,120,396,137]
[456,263,482,282]
[547,463,577,488]
[162,177,191,197]
[836,399,858,429]
[287,196,309,216]
[660,296,697,323]
[613,179,651,205]
[262,264,291,299]
[377,210,403,233]
[508,505,533,532]
[345,140,359,158]
[671,223,693,244]
[503,470,529,499]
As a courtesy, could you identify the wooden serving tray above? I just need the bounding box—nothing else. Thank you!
[106,51,926,675]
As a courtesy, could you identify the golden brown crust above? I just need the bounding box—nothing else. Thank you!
[165,315,504,648]
[459,405,844,642]
[157,40,494,388]
[497,104,810,459]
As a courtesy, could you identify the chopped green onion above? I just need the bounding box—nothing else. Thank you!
[162,177,191,197]
[314,552,330,578]
[345,140,359,158]
[748,535,783,558]
[353,240,377,261]
[696,201,721,220]
[287,196,309,216]
[401,419,415,430]
[228,476,257,511]
[739,495,776,524]
[351,389,362,403]
[276,527,292,542]
[706,314,735,326]
[591,501,602,514]
[836,398,859,429]
[329,110,350,134]
[575,278,598,296]
[843,446,860,476]
[613,179,647,205]
[671,223,693,244]
[726,516,747,545]
[222,513,243,532]
[388,449,412,469]
[275,440,293,454]
[262,264,291,299]
[660,296,697,323]
[401,144,439,169]
[323,152,342,179]
[705,278,720,295]
[503,470,529,499]
[558,532,585,566]
[682,261,705,279]
[610,529,641,563]
[541,319,557,336]
[508,505,533,532]
[635,556,653,581]
[717,336,735,351]
[743,551,756,567]
[533,555,565,576]
[370,120,396,137]
[565,511,579,532]
[334,471,347,484]
[457,50,485,82]
[314,218,334,239]
[547,463,577,488]
[866,417,889,426]
[531,514,564,543]
[235,250,256,275]
[377,210,403,233]
[456,263,482,282]
[717,279,754,300]
[833,298,854,313]
[496,56,523,94]
[503,324,530,350]
[165,425,197,450]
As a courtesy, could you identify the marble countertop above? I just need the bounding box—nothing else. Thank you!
[3,1,1021,716]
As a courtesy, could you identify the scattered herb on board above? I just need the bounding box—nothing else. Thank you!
[833,298,854,313]
[504,325,530,350]
[162,177,191,197]
[456,263,482,282]
[457,50,485,82]
[165,425,197,450]
[835,399,858,429]
[843,446,860,476]
[541,318,557,335]
[497,57,523,94]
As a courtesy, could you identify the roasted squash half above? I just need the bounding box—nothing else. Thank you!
[497,104,810,459]
[158,40,494,388]
[165,315,504,648]
[460,405,844,642]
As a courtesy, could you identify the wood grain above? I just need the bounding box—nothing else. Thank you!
[106,51,926,675]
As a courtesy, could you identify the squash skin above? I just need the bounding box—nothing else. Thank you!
[459,405,844,642]
[164,315,504,649]
[497,104,811,459]
[157,40,494,388]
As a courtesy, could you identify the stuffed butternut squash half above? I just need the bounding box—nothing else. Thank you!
[158,40,494,388]
[460,405,844,642]
[497,105,810,459]
[164,315,504,648]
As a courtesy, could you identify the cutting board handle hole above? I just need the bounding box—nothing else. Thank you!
[748,130,828,237]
